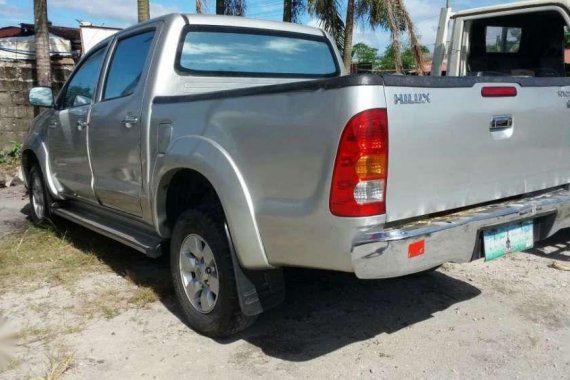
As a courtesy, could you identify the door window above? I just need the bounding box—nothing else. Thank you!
[103,31,155,100]
[62,47,106,109]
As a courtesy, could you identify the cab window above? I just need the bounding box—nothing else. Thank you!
[103,31,155,100]
[62,47,106,109]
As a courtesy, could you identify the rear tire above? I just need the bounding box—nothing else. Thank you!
[170,209,255,337]
[28,164,50,225]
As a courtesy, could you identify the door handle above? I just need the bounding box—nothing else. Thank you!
[490,115,513,131]
[121,114,139,129]
[48,120,58,128]
[77,119,89,131]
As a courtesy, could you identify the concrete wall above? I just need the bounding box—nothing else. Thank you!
[0,60,73,149]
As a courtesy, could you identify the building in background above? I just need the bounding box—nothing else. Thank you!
[0,23,80,62]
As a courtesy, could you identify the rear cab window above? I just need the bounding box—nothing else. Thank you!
[177,26,339,77]
[467,10,568,77]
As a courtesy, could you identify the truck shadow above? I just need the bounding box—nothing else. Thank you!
[36,216,481,362]
[229,268,480,361]
[525,229,570,262]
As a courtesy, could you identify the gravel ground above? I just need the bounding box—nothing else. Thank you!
[0,185,569,379]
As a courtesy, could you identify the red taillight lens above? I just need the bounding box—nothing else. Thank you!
[330,109,388,217]
[481,86,517,97]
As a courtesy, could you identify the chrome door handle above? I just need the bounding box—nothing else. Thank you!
[48,120,58,128]
[490,115,513,131]
[77,119,89,131]
[121,114,139,128]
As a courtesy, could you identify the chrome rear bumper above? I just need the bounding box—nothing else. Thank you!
[351,187,570,279]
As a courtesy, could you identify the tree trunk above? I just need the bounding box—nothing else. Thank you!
[385,0,403,73]
[283,0,292,22]
[137,0,150,23]
[216,0,225,14]
[196,0,203,14]
[33,0,51,87]
[396,0,424,75]
[342,0,355,71]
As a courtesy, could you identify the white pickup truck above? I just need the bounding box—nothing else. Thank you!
[24,0,570,337]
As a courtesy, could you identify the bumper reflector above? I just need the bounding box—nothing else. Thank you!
[408,240,425,258]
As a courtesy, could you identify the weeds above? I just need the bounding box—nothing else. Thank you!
[0,141,22,167]
[43,346,74,380]
[0,141,22,176]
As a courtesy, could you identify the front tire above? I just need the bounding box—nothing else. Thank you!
[170,209,254,337]
[28,164,50,225]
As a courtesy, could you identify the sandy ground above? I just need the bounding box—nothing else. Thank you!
[0,185,569,379]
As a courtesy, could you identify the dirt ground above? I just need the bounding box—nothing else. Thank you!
[0,185,569,379]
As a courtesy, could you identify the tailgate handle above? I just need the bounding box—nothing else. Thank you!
[490,115,513,130]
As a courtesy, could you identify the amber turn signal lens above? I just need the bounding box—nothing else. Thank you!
[355,154,386,180]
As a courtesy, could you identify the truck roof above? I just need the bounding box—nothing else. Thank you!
[453,0,570,18]
[182,14,325,37]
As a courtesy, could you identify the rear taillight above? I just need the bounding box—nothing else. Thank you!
[330,108,388,217]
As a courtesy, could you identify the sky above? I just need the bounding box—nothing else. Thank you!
[0,0,513,53]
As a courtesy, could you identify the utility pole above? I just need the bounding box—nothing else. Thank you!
[137,0,150,23]
[33,0,51,87]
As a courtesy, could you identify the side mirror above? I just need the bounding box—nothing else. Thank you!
[28,87,54,107]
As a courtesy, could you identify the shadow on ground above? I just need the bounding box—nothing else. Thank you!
[526,229,570,262]
[35,215,481,362]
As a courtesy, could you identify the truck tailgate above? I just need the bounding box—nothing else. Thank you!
[384,79,570,222]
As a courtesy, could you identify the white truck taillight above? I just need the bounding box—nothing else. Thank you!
[330,109,388,217]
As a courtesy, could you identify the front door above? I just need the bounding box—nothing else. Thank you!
[89,29,156,216]
[47,46,107,200]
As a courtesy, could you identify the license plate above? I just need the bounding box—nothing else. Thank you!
[483,220,534,261]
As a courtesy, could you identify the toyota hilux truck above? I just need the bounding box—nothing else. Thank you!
[23,1,570,337]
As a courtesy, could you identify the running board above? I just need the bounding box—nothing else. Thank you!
[51,202,163,258]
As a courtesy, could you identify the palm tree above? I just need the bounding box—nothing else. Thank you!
[357,0,424,74]
[33,0,51,87]
[393,0,424,74]
[137,0,150,22]
[307,0,345,50]
[216,0,246,16]
[283,0,304,22]
[196,0,203,14]
[342,0,355,70]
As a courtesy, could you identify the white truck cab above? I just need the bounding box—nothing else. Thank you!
[433,0,570,77]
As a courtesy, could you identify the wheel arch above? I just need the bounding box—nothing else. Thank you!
[152,136,271,269]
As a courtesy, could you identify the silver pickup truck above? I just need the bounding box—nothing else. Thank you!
[23,1,570,337]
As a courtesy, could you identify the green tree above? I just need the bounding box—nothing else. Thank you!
[357,0,424,74]
[378,43,429,71]
[307,0,345,50]
[352,42,379,64]
[565,27,570,47]
[33,0,51,87]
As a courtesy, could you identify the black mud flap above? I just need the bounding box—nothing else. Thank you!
[224,224,285,316]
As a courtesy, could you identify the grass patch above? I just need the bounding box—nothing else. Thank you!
[14,324,84,346]
[75,285,161,320]
[43,346,74,380]
[0,141,22,177]
[0,221,172,320]
[0,225,108,291]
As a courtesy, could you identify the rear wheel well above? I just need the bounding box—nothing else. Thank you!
[164,169,224,230]
[21,149,39,181]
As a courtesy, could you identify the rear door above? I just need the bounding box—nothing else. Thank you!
[88,28,157,216]
[384,79,570,222]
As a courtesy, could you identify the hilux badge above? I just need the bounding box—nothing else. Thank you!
[394,93,431,105]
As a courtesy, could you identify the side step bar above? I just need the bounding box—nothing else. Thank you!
[52,202,163,258]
